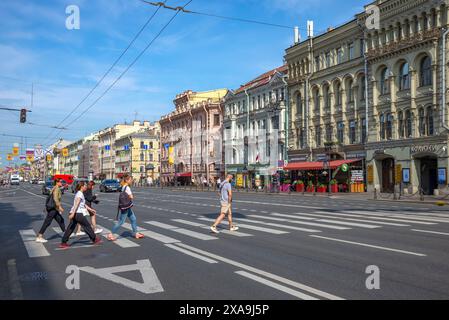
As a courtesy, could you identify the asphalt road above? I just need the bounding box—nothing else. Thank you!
[1,184,449,300]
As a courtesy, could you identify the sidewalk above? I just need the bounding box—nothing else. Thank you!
[138,186,449,206]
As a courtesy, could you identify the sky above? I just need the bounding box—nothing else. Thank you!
[0,0,367,167]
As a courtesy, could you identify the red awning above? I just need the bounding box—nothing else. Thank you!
[284,159,361,171]
[176,172,192,177]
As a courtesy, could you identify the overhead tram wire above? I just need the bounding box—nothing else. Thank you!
[58,1,194,134]
[41,1,168,147]
[140,0,295,30]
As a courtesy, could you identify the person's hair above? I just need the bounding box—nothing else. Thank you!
[54,178,61,185]
[76,181,86,191]
[123,174,132,183]
[88,180,95,186]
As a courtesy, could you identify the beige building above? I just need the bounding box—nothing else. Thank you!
[114,123,161,183]
[97,121,153,179]
[286,0,449,195]
[160,89,228,185]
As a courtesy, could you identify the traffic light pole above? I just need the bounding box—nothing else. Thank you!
[0,107,31,123]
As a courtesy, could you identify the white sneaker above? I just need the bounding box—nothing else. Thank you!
[210,225,220,234]
[94,228,103,234]
[35,237,48,243]
[230,225,239,232]
[75,231,86,236]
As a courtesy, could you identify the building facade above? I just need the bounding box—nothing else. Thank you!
[114,123,161,182]
[160,89,227,186]
[223,66,289,188]
[97,121,153,180]
[286,0,449,195]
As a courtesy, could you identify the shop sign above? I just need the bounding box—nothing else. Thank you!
[347,152,366,159]
[367,165,374,184]
[402,168,410,183]
[341,164,349,172]
[438,168,447,185]
[236,174,244,187]
[395,164,402,183]
[351,170,364,182]
[289,155,308,162]
[410,145,438,154]
[316,154,328,161]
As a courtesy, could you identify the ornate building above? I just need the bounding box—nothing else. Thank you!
[286,0,449,195]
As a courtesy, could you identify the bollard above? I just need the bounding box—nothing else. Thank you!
[374,188,377,200]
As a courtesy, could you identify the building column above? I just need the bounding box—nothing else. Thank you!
[411,158,420,194]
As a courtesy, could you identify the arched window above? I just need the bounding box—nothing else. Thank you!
[399,62,410,90]
[324,85,331,111]
[140,152,144,161]
[420,56,432,86]
[314,89,320,114]
[398,111,404,138]
[360,76,366,100]
[335,82,342,106]
[423,14,428,31]
[386,114,393,140]
[380,68,390,94]
[427,106,434,136]
[379,114,385,140]
[347,80,354,102]
[405,110,413,137]
[419,108,425,136]
[296,93,303,117]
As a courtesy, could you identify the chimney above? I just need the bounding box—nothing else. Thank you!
[307,20,314,38]
[133,120,140,126]
[143,121,150,127]
[294,26,300,44]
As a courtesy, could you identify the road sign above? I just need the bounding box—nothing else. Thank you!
[341,164,349,172]
[79,259,164,294]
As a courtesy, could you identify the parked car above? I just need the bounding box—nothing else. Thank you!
[71,178,89,193]
[42,181,65,195]
[37,180,45,185]
[100,179,121,192]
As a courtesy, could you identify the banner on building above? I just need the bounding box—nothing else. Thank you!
[12,146,19,157]
[46,154,52,162]
[26,154,34,162]
[168,146,174,165]
[34,145,43,159]
[7,154,13,161]
[395,164,402,183]
[236,174,244,187]
[367,165,374,184]
[62,148,69,157]
[20,155,26,160]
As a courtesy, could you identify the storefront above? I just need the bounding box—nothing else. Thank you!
[366,139,449,195]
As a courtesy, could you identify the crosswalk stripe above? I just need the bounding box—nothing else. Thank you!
[165,244,218,264]
[172,219,253,237]
[144,221,218,240]
[238,218,321,233]
[312,219,380,229]
[411,229,449,236]
[96,225,140,248]
[140,230,181,244]
[235,271,318,300]
[197,217,289,235]
[342,211,443,224]
[52,227,76,238]
[269,214,350,230]
[312,211,436,225]
[19,229,50,258]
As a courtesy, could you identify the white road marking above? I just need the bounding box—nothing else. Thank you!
[310,235,427,257]
[176,243,344,300]
[140,230,180,244]
[80,259,164,294]
[235,271,318,300]
[197,217,289,235]
[172,219,252,237]
[313,211,437,225]
[269,214,350,230]
[19,229,50,258]
[411,229,449,236]
[97,225,140,248]
[238,218,321,233]
[145,221,218,240]
[165,244,218,264]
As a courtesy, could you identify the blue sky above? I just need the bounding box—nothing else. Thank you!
[0,0,367,166]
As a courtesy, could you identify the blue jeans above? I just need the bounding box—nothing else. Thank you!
[111,208,138,235]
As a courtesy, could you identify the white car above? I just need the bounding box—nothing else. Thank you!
[37,180,45,185]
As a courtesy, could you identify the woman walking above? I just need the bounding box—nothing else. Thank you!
[60,181,102,249]
[75,180,103,236]
[36,178,65,243]
[107,174,144,241]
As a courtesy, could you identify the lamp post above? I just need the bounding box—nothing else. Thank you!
[324,142,333,195]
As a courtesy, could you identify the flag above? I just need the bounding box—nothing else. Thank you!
[26,149,34,155]
[255,153,260,163]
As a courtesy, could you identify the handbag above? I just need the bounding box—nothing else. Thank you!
[45,189,56,211]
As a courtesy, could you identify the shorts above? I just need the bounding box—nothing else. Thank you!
[220,202,231,214]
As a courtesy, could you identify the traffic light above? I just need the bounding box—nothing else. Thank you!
[20,109,27,123]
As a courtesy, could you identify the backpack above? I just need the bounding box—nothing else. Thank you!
[118,186,133,211]
[45,189,56,211]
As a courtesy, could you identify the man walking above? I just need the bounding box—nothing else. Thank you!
[210,174,239,234]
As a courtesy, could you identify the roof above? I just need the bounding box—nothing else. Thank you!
[234,65,288,94]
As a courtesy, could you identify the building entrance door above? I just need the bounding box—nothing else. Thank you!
[381,158,395,193]
[420,157,438,195]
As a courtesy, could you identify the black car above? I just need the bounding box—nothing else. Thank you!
[100,179,121,192]
[42,181,65,195]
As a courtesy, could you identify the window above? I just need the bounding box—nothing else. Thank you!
[315,56,320,71]
[296,93,303,116]
[347,80,354,103]
[349,120,356,144]
[379,114,385,140]
[380,68,390,94]
[420,56,432,86]
[335,83,342,106]
[214,114,220,126]
[361,119,367,143]
[149,154,153,161]
[399,62,410,90]
[386,114,393,140]
[140,166,145,173]
[314,89,320,114]
[149,142,153,149]
[326,126,333,142]
[325,52,331,68]
[419,108,425,136]
[272,116,279,130]
[398,112,404,138]
[360,39,365,56]
[397,24,402,41]
[299,129,305,149]
[423,14,428,31]
[427,107,434,135]
[337,48,343,64]
[360,77,366,100]
[337,122,344,143]
[405,110,413,137]
[348,42,355,60]
[140,141,145,149]
[324,86,330,112]
[257,95,261,109]
[315,126,321,147]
